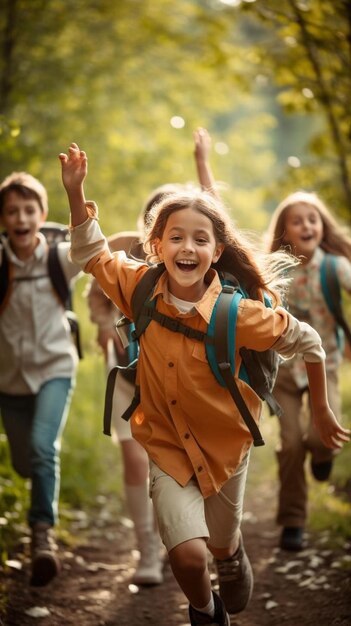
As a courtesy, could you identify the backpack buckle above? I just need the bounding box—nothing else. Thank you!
[219,362,231,372]
[222,285,235,294]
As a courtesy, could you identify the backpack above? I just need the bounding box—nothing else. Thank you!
[0,221,83,359]
[320,253,351,350]
[103,263,283,447]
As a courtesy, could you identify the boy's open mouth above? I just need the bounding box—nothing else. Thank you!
[14,228,31,236]
[176,260,198,272]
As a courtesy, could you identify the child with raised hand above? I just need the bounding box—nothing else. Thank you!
[59,143,349,625]
[0,172,81,586]
[266,191,351,551]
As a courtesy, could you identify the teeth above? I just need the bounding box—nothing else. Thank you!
[177,260,196,265]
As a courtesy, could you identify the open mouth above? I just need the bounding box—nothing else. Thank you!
[14,228,31,236]
[176,260,198,272]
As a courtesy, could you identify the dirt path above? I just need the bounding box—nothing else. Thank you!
[1,476,350,626]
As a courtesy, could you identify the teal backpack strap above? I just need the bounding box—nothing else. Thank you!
[206,286,241,384]
[206,285,265,448]
[320,254,351,349]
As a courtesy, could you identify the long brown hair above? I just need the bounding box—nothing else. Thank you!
[266,191,351,261]
[144,191,295,305]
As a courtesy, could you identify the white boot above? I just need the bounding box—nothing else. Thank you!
[132,528,164,585]
[125,483,164,586]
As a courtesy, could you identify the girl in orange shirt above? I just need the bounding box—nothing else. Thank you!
[59,143,349,626]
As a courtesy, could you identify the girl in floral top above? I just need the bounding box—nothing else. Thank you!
[266,191,351,552]
[59,144,349,626]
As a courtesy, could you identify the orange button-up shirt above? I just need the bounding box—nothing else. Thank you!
[71,212,324,498]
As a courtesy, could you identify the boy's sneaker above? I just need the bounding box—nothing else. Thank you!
[30,522,61,587]
[215,533,253,614]
[280,526,304,551]
[132,530,164,586]
[189,591,230,626]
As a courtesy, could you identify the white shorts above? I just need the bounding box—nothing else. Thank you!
[149,452,250,553]
[110,372,134,443]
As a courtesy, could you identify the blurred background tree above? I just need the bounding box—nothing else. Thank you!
[1,0,349,232]
[239,0,351,219]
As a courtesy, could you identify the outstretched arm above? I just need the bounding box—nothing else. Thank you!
[193,127,220,200]
[59,143,89,227]
[306,361,350,449]
[87,278,126,360]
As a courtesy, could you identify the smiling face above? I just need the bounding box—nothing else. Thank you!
[0,190,44,260]
[283,202,324,262]
[156,206,224,301]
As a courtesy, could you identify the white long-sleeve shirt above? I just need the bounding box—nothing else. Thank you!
[0,233,81,395]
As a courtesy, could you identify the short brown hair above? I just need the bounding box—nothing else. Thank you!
[0,172,48,215]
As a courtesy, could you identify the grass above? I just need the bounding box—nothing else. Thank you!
[60,276,125,517]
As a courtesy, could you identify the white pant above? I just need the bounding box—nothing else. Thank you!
[110,372,135,443]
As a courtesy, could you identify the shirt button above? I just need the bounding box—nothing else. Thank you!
[171,400,176,405]
[184,433,190,439]
[197,466,203,472]
[168,362,174,367]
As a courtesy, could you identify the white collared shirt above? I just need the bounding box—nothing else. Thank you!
[0,233,82,394]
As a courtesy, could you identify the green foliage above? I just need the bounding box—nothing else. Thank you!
[60,276,124,511]
[239,0,351,216]
[309,483,351,538]
[0,429,29,559]
[309,369,351,537]
[330,360,351,490]
[2,0,348,237]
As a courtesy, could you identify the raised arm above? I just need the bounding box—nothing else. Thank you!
[59,143,89,226]
[193,127,220,200]
[87,277,126,360]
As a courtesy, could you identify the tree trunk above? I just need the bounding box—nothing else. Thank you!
[288,0,351,213]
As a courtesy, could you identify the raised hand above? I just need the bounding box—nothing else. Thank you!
[193,127,212,164]
[193,127,220,199]
[59,143,88,194]
[59,143,88,226]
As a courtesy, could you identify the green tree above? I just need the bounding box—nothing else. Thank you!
[237,0,351,218]
[0,0,307,231]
